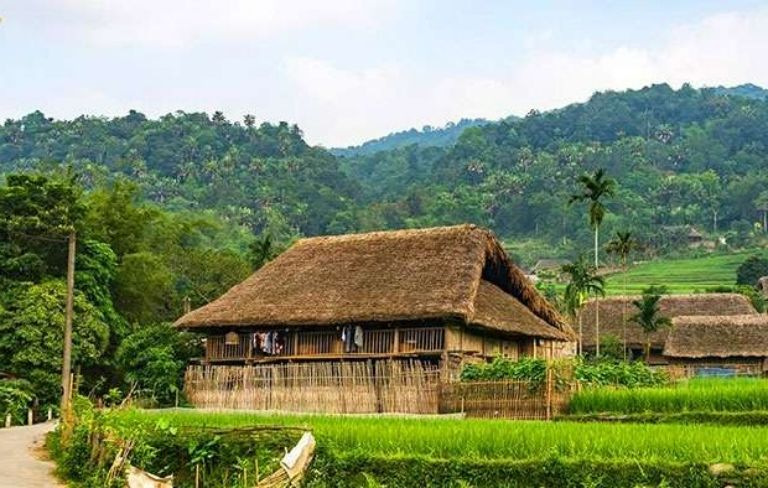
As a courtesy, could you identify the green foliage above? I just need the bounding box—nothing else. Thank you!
[0,280,110,407]
[597,334,624,361]
[569,377,768,415]
[574,359,668,388]
[49,401,299,488]
[459,357,665,389]
[115,324,201,405]
[736,254,768,286]
[562,411,768,426]
[307,453,737,488]
[0,379,33,424]
[101,409,768,488]
[460,357,548,385]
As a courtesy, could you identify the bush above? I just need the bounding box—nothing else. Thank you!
[460,357,666,389]
[306,452,757,488]
[736,255,768,286]
[0,379,33,425]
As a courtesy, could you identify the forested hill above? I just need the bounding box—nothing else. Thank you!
[0,111,359,238]
[713,83,768,100]
[332,118,489,157]
[4,83,768,264]
[337,83,768,260]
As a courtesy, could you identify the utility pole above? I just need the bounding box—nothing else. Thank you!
[60,229,76,413]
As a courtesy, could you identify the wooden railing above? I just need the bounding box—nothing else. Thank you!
[205,327,445,362]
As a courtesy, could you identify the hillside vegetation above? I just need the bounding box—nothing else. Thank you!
[3,84,768,260]
[604,250,768,294]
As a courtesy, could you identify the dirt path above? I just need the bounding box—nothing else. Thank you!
[0,422,63,487]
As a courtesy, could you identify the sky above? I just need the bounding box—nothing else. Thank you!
[2,0,768,147]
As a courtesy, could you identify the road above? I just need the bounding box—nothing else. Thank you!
[0,422,63,487]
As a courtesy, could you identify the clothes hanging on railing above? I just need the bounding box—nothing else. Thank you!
[342,325,355,353]
[249,331,283,355]
[354,325,364,349]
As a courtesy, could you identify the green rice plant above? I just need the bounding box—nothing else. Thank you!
[570,377,768,415]
[109,409,768,465]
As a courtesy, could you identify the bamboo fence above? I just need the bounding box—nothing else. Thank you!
[185,360,442,414]
[438,378,573,420]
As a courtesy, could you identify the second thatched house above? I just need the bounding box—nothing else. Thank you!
[580,294,757,363]
[664,315,768,375]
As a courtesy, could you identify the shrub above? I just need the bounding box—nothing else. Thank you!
[460,357,666,389]
[0,379,33,425]
[736,255,768,286]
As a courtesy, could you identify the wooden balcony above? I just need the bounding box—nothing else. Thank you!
[205,326,445,363]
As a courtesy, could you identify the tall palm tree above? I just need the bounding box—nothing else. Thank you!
[569,168,617,268]
[606,231,637,360]
[631,291,672,362]
[562,256,606,356]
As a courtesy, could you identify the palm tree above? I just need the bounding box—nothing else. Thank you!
[630,291,672,362]
[606,231,637,360]
[562,256,606,356]
[569,168,617,268]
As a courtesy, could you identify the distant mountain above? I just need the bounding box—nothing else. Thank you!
[332,118,490,157]
[712,83,768,100]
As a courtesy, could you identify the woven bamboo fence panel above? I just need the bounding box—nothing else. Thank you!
[439,380,573,420]
[184,360,441,414]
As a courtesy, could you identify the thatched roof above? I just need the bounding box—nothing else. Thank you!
[175,225,570,340]
[580,294,757,348]
[665,315,768,358]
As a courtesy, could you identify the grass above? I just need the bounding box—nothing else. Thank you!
[109,409,768,465]
[602,250,768,295]
[569,377,768,415]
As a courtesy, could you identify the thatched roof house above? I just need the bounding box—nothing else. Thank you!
[580,294,757,350]
[176,224,571,342]
[664,315,768,360]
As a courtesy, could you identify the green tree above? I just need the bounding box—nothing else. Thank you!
[631,290,672,361]
[569,168,616,268]
[115,323,200,406]
[0,281,110,407]
[562,256,605,355]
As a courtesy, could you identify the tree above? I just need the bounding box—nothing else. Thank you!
[0,281,109,407]
[630,290,672,361]
[569,168,616,268]
[562,256,606,355]
[248,233,279,270]
[605,231,637,359]
[736,255,768,287]
[115,323,200,406]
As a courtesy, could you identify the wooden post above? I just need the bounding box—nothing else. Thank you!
[545,364,553,421]
[27,408,33,426]
[5,413,10,428]
[47,408,53,421]
[61,230,76,414]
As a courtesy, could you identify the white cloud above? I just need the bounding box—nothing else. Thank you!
[36,0,398,47]
[290,7,768,145]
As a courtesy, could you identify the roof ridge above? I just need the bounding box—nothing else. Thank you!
[293,224,479,246]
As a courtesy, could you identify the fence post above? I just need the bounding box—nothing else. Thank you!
[545,364,553,421]
[28,408,33,426]
[47,408,53,421]
[5,413,10,428]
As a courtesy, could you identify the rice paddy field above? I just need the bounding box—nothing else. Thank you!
[110,408,768,464]
[570,377,768,415]
[603,250,768,295]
